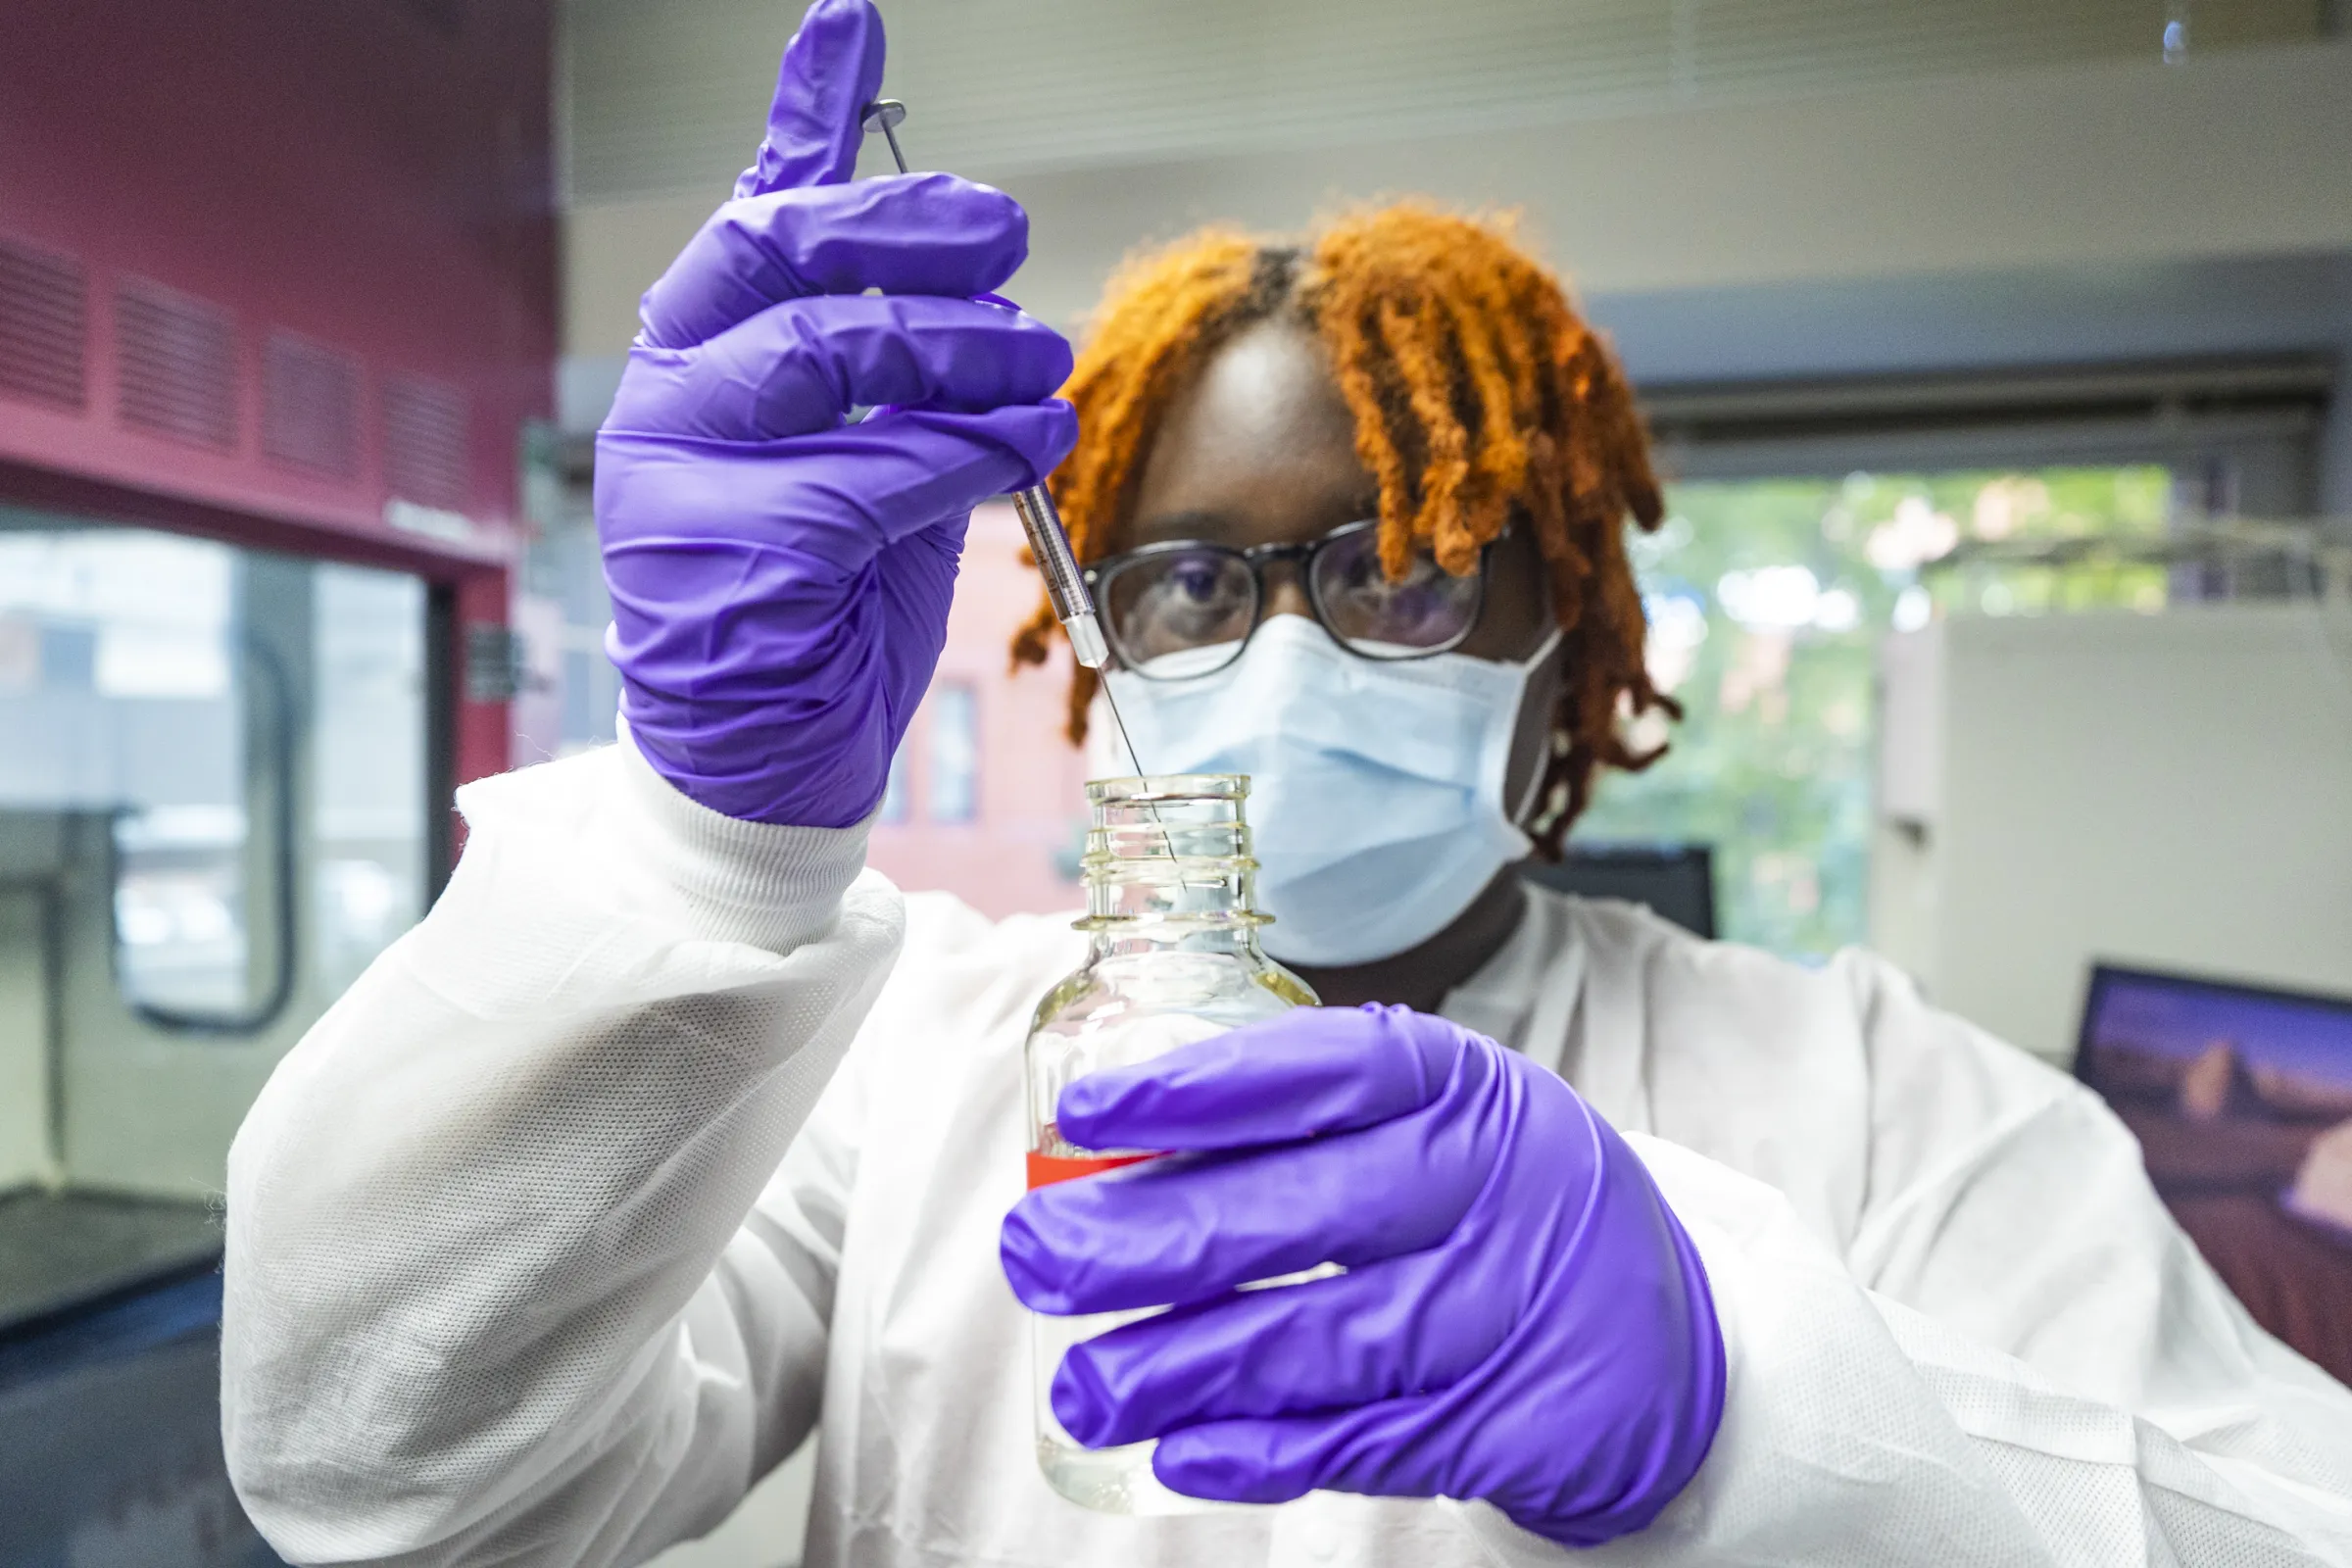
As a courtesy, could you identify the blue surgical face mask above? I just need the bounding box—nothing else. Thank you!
[1097,613,1558,967]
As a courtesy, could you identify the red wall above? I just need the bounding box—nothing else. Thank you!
[0,0,557,787]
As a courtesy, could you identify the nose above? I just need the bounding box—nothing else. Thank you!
[1262,560,1313,621]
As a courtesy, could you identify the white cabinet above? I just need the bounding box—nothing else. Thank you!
[1871,606,2352,1061]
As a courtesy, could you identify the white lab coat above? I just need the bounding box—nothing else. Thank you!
[222,738,2352,1567]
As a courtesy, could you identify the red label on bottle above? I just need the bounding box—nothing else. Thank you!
[1025,1149,1159,1189]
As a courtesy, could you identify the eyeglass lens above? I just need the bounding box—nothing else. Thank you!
[1102,525,1482,676]
[1101,549,1256,672]
[1308,523,1481,656]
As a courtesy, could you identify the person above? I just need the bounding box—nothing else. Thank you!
[219,2,2352,1563]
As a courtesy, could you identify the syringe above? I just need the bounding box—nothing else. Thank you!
[860,98,1149,781]
[1008,488,1150,777]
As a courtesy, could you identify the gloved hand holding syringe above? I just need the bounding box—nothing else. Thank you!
[857,96,1150,781]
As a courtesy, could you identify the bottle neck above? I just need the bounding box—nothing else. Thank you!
[1077,775,1264,952]
[1083,863,1262,959]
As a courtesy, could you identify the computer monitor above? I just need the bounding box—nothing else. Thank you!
[1523,842,1716,940]
[2074,962,2352,1383]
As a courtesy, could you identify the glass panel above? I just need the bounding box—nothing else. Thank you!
[520,492,618,757]
[312,564,427,998]
[878,738,910,824]
[0,510,430,1029]
[1577,466,2170,960]
[927,683,979,823]
[0,525,250,1013]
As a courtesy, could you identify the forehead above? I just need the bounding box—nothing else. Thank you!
[1121,318,1377,551]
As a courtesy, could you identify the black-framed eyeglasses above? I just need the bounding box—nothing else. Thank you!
[1084,518,1491,680]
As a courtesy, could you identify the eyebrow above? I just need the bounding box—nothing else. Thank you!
[1130,496,1385,548]
[1129,508,1243,545]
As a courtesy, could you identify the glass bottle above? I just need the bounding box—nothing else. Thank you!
[1024,773,1317,1514]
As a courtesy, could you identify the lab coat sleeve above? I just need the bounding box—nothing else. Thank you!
[1458,955,2352,1567]
[221,735,896,1568]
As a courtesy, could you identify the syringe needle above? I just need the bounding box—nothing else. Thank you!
[1096,680,1147,780]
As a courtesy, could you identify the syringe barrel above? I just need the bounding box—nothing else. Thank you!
[1062,611,1110,671]
[1010,485,1109,669]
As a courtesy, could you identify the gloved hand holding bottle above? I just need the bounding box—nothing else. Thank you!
[1001,1003,1728,1548]
[597,0,1077,828]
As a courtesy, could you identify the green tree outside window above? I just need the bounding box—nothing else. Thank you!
[1574,466,2171,959]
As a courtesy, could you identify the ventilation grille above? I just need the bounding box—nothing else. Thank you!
[262,329,362,478]
[0,237,89,412]
[4,255,480,516]
[383,372,470,510]
[117,279,239,449]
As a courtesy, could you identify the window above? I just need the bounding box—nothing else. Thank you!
[0,511,429,1028]
[0,524,253,1017]
[1578,466,2177,960]
[519,485,619,758]
[1581,365,2327,961]
[311,564,428,998]
[926,682,979,823]
[878,736,910,824]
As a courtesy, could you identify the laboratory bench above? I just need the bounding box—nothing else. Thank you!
[0,1188,285,1567]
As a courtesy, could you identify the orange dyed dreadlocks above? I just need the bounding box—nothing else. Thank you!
[1008,204,1672,857]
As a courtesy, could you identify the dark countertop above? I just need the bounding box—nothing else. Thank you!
[0,1188,223,1340]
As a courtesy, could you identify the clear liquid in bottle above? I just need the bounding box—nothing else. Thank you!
[1023,773,1315,1513]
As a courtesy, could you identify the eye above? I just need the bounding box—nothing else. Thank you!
[1312,527,1480,652]
[1105,548,1256,667]
[1325,547,1384,595]
[1166,558,1228,605]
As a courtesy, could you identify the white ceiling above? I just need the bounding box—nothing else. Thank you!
[561,0,2328,204]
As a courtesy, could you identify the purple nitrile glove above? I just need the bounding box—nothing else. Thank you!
[597,0,1077,827]
[1000,1004,1727,1548]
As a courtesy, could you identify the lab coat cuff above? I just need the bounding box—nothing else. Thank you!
[610,717,877,953]
[1510,1131,2020,1566]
